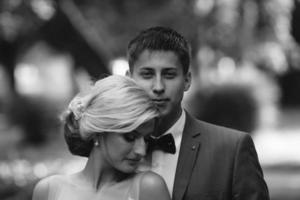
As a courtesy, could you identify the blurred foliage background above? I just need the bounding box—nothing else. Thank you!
[1,0,300,199]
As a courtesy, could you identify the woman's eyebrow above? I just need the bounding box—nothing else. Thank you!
[131,130,140,135]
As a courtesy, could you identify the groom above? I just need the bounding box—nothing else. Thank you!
[126,26,270,200]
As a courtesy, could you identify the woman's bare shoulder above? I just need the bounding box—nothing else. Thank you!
[32,175,67,200]
[138,171,171,200]
[138,171,166,188]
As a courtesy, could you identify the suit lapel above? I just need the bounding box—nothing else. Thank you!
[172,112,202,200]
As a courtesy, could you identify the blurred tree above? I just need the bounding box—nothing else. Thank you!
[198,85,258,133]
[0,0,111,144]
[0,0,44,92]
[2,0,299,140]
[68,0,199,57]
[291,0,300,44]
[0,0,111,91]
[278,0,300,107]
[278,69,300,106]
[40,0,110,81]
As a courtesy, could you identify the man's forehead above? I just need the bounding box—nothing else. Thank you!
[137,66,178,71]
[139,49,177,57]
[133,50,181,67]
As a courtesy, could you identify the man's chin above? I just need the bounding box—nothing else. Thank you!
[157,107,170,117]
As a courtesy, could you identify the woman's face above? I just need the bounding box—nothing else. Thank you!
[101,119,155,173]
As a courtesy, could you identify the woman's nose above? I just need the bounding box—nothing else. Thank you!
[133,138,146,157]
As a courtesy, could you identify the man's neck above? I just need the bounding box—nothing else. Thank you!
[155,109,183,136]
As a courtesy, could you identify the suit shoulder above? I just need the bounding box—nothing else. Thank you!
[191,118,256,161]
[188,114,249,144]
[193,115,245,134]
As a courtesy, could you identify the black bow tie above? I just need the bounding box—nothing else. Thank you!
[147,133,176,154]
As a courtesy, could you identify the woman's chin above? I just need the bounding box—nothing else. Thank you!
[116,165,138,174]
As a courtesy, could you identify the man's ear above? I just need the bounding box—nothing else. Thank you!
[184,71,191,91]
[125,70,131,77]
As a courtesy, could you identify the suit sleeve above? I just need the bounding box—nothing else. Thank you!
[232,133,270,200]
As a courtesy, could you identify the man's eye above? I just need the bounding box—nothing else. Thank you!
[140,71,153,78]
[164,72,177,79]
[123,133,136,142]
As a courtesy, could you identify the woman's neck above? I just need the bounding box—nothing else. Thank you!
[79,148,125,191]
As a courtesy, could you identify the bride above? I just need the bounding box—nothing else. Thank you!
[32,75,170,200]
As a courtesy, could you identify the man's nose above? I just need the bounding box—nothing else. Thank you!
[133,137,146,157]
[153,77,165,94]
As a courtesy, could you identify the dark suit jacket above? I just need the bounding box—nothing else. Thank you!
[172,112,270,200]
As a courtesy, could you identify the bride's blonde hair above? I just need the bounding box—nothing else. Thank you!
[62,75,158,156]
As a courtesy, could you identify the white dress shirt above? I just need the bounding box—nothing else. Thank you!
[138,110,186,196]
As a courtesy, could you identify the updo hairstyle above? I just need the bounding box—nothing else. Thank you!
[62,75,159,157]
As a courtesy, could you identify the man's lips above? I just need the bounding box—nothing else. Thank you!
[152,99,169,105]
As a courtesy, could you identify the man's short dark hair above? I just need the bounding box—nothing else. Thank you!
[127,26,191,74]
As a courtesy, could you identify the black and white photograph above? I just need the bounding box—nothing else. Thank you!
[0,0,300,199]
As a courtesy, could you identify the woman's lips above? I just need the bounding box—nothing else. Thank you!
[126,158,141,165]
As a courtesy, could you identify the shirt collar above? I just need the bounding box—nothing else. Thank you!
[162,109,186,140]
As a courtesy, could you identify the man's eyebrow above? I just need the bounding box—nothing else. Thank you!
[163,68,177,71]
[139,67,153,70]
[161,68,178,72]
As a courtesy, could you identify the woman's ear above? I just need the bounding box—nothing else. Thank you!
[93,135,101,147]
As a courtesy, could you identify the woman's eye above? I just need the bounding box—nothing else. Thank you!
[143,135,151,144]
[123,133,136,142]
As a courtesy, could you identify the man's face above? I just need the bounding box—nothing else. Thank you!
[129,50,191,120]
